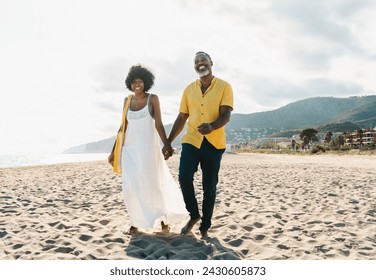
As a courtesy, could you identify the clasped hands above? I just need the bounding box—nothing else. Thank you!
[162,123,213,160]
[162,142,174,160]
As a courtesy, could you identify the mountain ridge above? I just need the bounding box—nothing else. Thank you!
[63,95,376,153]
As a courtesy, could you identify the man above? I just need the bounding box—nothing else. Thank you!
[163,51,234,239]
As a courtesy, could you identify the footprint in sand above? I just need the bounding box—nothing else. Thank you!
[255,234,266,241]
[79,234,93,242]
[103,237,125,244]
[254,222,264,228]
[54,247,75,254]
[99,220,110,226]
[242,226,253,232]
[12,244,24,250]
[48,221,60,227]
[228,239,243,247]
[42,244,56,252]
[333,223,346,227]
[277,244,290,250]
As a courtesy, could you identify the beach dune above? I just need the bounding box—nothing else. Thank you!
[1,153,375,260]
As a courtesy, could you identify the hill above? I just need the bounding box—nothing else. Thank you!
[226,95,376,142]
[63,95,376,153]
[335,100,376,127]
[63,124,187,154]
[227,96,376,131]
[63,136,116,154]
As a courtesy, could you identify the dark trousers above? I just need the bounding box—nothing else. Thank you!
[179,137,225,232]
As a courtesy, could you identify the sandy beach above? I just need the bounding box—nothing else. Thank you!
[1,153,375,260]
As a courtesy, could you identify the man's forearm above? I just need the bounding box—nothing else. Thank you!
[210,107,232,130]
[167,121,184,143]
[167,113,188,143]
[210,113,230,130]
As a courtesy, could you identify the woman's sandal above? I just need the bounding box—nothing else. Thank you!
[161,221,170,233]
[126,226,139,235]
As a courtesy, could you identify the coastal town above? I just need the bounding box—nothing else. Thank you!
[228,127,376,152]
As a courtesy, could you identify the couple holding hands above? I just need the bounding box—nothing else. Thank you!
[108,51,234,240]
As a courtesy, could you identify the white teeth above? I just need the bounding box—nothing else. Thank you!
[199,66,205,70]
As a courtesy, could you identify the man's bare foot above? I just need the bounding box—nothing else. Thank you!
[126,226,139,235]
[161,221,170,233]
[180,215,201,235]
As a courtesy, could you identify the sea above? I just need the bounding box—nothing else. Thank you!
[0,153,109,169]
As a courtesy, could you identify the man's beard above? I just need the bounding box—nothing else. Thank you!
[197,68,210,77]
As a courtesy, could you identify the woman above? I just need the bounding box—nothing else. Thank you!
[108,65,188,235]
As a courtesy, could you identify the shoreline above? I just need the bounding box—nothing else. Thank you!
[1,150,375,171]
[0,153,109,169]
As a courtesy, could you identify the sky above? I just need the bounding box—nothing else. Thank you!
[1,0,376,155]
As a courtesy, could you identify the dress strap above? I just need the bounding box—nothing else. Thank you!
[147,93,154,118]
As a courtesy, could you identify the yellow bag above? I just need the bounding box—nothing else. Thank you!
[113,94,132,174]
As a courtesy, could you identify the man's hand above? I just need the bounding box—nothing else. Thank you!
[108,153,114,166]
[162,142,174,160]
[197,123,213,135]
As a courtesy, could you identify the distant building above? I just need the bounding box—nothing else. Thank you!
[344,129,376,148]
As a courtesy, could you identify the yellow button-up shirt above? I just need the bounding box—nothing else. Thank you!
[179,77,234,149]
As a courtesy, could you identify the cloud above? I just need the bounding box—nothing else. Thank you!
[271,1,353,44]
[90,57,133,94]
[149,54,197,96]
[90,51,197,94]
[247,77,300,106]
[237,75,364,112]
[88,51,200,125]
[332,0,374,18]
[269,0,376,68]
[93,99,120,113]
[3,0,376,155]
[303,78,363,96]
[289,49,333,71]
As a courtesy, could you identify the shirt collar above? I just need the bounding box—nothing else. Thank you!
[196,76,216,87]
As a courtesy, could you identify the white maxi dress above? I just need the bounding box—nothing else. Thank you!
[121,95,188,228]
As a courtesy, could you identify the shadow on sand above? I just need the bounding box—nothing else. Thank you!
[125,231,242,260]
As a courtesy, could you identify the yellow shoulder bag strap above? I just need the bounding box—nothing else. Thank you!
[113,94,133,174]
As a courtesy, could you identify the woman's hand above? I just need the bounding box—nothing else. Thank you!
[108,153,114,166]
[162,143,174,160]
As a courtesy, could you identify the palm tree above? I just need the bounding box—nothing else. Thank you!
[291,139,295,151]
[325,131,333,144]
[337,135,345,147]
[302,136,310,150]
[300,128,319,149]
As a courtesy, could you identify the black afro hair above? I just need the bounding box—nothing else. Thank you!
[125,64,155,92]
